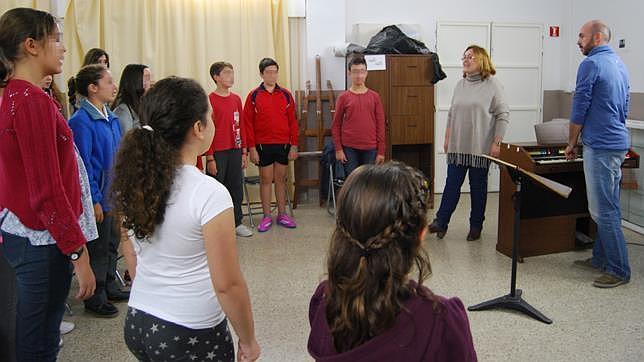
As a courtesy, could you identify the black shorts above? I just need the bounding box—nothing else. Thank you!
[257,144,290,167]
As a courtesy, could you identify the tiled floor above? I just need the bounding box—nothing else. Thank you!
[58,193,644,361]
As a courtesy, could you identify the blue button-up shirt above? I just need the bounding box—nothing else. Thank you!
[570,45,630,150]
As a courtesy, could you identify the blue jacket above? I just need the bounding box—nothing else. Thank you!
[570,45,630,150]
[69,98,122,211]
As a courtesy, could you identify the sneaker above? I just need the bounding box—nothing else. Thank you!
[235,224,254,237]
[85,302,119,318]
[257,216,273,232]
[277,214,297,228]
[428,220,447,239]
[573,257,598,271]
[60,321,75,335]
[467,227,481,241]
[593,274,629,288]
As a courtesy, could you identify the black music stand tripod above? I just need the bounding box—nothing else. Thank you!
[467,155,571,324]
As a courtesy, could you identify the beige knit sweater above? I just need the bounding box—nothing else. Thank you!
[446,73,510,168]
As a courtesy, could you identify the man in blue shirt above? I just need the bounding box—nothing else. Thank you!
[565,20,631,288]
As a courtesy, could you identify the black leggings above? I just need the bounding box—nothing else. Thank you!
[124,307,234,361]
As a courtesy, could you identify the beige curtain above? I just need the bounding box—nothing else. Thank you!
[63,0,291,97]
[64,0,294,202]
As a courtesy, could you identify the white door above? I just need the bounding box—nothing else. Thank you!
[435,22,491,194]
[488,23,544,190]
[435,21,543,193]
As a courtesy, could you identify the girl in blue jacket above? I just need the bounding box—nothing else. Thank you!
[68,64,125,317]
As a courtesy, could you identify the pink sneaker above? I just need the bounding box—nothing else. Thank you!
[258,216,272,232]
[277,214,297,228]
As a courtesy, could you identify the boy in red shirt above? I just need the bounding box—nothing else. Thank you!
[205,62,253,237]
[245,58,298,232]
[332,55,385,175]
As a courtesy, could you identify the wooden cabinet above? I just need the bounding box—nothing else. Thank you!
[352,54,435,205]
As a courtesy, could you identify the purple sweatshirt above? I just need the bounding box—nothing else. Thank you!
[308,281,477,362]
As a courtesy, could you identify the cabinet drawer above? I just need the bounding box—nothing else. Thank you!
[390,115,432,144]
[390,86,433,116]
[389,57,433,86]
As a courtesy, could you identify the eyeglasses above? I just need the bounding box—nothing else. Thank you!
[461,55,476,61]
[49,32,63,45]
[349,69,367,75]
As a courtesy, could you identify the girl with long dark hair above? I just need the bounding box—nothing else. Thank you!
[67,47,110,113]
[112,63,152,133]
[308,162,477,361]
[113,76,260,362]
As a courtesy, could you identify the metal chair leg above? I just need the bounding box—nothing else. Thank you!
[286,175,294,217]
[115,255,127,287]
[115,269,126,287]
[327,163,336,215]
[243,173,255,227]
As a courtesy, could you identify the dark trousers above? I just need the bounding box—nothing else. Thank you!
[0,231,72,362]
[343,146,377,176]
[106,215,122,295]
[124,307,234,362]
[435,163,489,230]
[209,149,244,226]
[85,213,119,307]
[0,236,17,362]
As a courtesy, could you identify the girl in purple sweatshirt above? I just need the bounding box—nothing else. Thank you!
[308,162,477,362]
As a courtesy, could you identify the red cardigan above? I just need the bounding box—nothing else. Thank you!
[0,79,85,254]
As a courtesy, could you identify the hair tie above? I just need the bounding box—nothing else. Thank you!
[360,248,374,258]
[338,224,377,258]
[142,125,154,132]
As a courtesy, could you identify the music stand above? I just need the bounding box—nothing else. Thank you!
[467,154,572,324]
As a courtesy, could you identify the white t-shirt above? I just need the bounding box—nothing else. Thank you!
[128,165,233,329]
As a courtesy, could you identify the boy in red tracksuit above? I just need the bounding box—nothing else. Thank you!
[204,61,253,237]
[245,58,298,232]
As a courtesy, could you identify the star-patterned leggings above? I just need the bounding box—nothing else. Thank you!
[124,307,235,361]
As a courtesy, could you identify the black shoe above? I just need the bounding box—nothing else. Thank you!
[85,302,119,318]
[467,227,481,241]
[428,221,447,239]
[107,288,130,302]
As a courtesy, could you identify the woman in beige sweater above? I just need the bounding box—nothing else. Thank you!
[429,45,510,241]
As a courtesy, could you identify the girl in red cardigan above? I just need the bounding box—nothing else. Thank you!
[0,8,96,360]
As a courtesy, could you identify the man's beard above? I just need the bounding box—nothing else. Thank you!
[580,43,593,56]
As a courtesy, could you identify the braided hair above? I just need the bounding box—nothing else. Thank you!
[325,161,436,352]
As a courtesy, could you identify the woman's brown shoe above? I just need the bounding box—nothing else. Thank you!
[467,227,481,241]
[428,221,447,239]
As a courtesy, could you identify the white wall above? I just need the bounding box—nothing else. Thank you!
[568,0,644,92]
[307,0,571,91]
[304,0,642,93]
[305,0,347,91]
